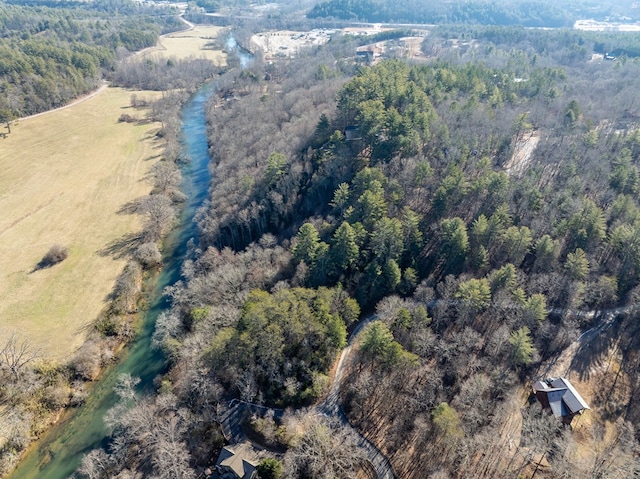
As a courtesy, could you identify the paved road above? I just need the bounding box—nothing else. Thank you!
[316,313,397,479]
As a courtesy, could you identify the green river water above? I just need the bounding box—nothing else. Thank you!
[7,82,215,479]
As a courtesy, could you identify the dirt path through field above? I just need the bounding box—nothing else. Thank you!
[18,81,110,123]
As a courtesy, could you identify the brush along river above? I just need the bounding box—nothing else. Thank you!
[8,82,216,479]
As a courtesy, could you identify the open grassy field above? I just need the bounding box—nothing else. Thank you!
[0,87,162,360]
[147,24,227,64]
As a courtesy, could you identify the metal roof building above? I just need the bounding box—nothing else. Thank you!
[533,377,590,422]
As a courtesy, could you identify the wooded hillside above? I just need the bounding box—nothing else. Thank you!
[0,1,182,121]
[76,26,640,478]
[307,0,638,27]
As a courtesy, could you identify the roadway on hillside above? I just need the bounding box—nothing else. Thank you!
[18,81,109,122]
[219,313,397,479]
[16,14,195,124]
[317,314,396,479]
[219,301,633,479]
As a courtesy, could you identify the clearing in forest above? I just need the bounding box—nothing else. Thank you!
[251,30,333,59]
[147,24,227,64]
[0,87,161,360]
[504,130,540,177]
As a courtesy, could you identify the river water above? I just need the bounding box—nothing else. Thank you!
[7,83,215,479]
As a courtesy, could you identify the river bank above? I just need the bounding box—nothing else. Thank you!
[0,86,165,361]
[6,82,217,479]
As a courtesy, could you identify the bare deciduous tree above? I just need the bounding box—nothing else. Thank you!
[0,406,32,452]
[114,374,141,403]
[149,161,183,200]
[236,369,258,404]
[134,242,162,269]
[284,414,365,479]
[150,412,196,479]
[111,261,143,315]
[76,449,111,479]
[139,194,176,242]
[590,418,640,478]
[0,332,38,381]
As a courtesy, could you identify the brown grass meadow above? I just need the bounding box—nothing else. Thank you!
[147,24,227,64]
[0,87,162,360]
[0,23,227,362]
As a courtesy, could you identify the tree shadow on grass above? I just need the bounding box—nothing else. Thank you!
[580,313,640,422]
[145,153,163,162]
[117,197,147,215]
[30,245,69,273]
[568,314,624,382]
[30,259,59,273]
[98,232,144,259]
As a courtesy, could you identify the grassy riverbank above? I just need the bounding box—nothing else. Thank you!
[0,87,162,360]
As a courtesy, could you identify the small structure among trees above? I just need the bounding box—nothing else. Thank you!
[215,445,259,479]
[532,377,590,424]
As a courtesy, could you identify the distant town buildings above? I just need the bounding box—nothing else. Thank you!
[574,19,640,32]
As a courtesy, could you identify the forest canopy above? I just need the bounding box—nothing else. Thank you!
[57,20,640,479]
[307,0,638,27]
[206,287,358,406]
[179,27,640,475]
[0,1,182,119]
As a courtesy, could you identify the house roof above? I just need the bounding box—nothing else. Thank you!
[549,377,590,414]
[216,445,258,479]
[533,377,590,417]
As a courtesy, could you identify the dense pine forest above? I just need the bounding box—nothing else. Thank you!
[0,0,182,121]
[308,0,638,27]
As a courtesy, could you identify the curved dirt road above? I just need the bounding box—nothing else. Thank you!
[317,314,397,479]
[16,15,195,124]
[18,81,109,122]
[218,314,397,479]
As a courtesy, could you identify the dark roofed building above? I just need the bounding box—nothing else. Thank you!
[533,377,590,424]
[345,125,361,141]
[356,50,374,63]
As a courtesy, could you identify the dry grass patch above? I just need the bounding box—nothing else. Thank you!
[147,25,227,64]
[0,87,162,360]
[505,130,540,178]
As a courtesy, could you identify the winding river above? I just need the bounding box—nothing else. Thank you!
[8,82,216,479]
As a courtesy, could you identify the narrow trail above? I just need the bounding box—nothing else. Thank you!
[15,14,195,124]
[135,14,195,57]
[17,81,109,122]
[542,307,627,378]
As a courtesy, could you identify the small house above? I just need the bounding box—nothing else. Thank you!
[356,50,374,63]
[532,377,590,424]
[345,125,361,141]
[215,445,258,479]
